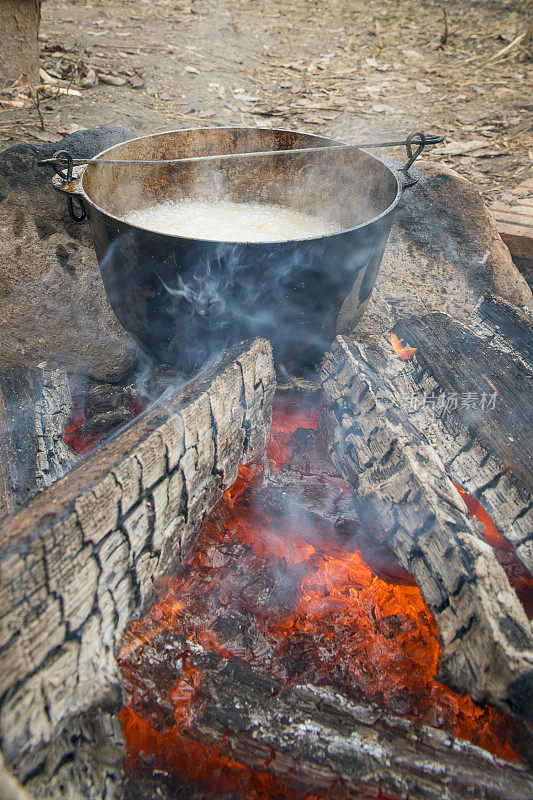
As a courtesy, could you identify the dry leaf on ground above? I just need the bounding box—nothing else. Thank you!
[97,73,127,86]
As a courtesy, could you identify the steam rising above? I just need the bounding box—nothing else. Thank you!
[98,222,375,377]
[89,127,399,376]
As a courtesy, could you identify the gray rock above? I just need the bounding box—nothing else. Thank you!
[0,126,138,382]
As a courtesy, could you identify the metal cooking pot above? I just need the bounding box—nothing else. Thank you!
[51,127,430,375]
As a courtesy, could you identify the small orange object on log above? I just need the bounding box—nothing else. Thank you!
[390,331,418,360]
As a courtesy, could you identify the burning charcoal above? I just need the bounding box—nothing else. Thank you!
[334,519,414,585]
[277,631,322,681]
[212,610,273,665]
[124,773,196,800]
[84,380,138,416]
[137,363,188,400]
[218,559,284,614]
[63,375,144,453]
[265,420,363,534]
[200,546,233,569]
[117,387,532,800]
[179,648,533,800]
[262,558,308,615]
[213,609,249,640]
[71,408,136,441]
[260,479,353,532]
[384,687,414,717]
[377,613,417,639]
[120,629,188,732]
[322,334,533,718]
[281,426,340,479]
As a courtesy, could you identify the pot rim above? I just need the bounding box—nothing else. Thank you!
[79,126,404,244]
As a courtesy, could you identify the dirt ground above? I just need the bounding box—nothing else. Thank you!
[0,0,531,200]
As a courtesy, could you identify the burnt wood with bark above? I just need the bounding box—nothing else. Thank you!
[176,640,533,800]
[321,334,533,719]
[10,707,124,800]
[477,294,533,363]
[0,366,75,517]
[0,339,275,781]
[393,307,533,495]
[385,298,533,574]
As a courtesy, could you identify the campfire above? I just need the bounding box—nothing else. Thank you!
[118,390,529,800]
[0,124,532,800]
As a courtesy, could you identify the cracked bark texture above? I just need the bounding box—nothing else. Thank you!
[10,708,124,800]
[178,639,533,800]
[391,299,533,573]
[0,338,275,783]
[321,334,533,719]
[0,365,76,518]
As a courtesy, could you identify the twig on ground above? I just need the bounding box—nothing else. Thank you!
[440,8,449,47]
[475,31,528,69]
[373,19,383,54]
[30,87,45,131]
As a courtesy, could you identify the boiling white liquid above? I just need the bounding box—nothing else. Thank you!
[124,199,342,242]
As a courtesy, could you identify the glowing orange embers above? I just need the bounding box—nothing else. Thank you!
[119,391,528,798]
[454,482,533,617]
[63,377,145,454]
[390,331,418,360]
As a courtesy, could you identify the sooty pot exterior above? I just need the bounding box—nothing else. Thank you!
[55,127,410,375]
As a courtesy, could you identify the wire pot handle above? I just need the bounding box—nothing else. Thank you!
[40,131,444,178]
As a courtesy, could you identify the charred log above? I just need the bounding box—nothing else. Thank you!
[321,335,533,719]
[0,339,275,780]
[383,299,533,574]
[11,708,123,800]
[478,294,533,364]
[0,365,75,517]
[393,307,533,495]
[149,637,533,800]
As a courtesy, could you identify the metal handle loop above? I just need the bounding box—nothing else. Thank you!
[403,131,426,173]
[51,150,74,182]
[67,195,86,223]
[400,131,441,187]
[50,150,86,222]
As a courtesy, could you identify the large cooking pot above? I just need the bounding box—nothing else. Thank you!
[51,127,428,375]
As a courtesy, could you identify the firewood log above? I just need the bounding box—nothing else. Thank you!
[386,298,533,574]
[0,338,275,772]
[321,334,533,719]
[132,634,533,800]
[0,366,75,517]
